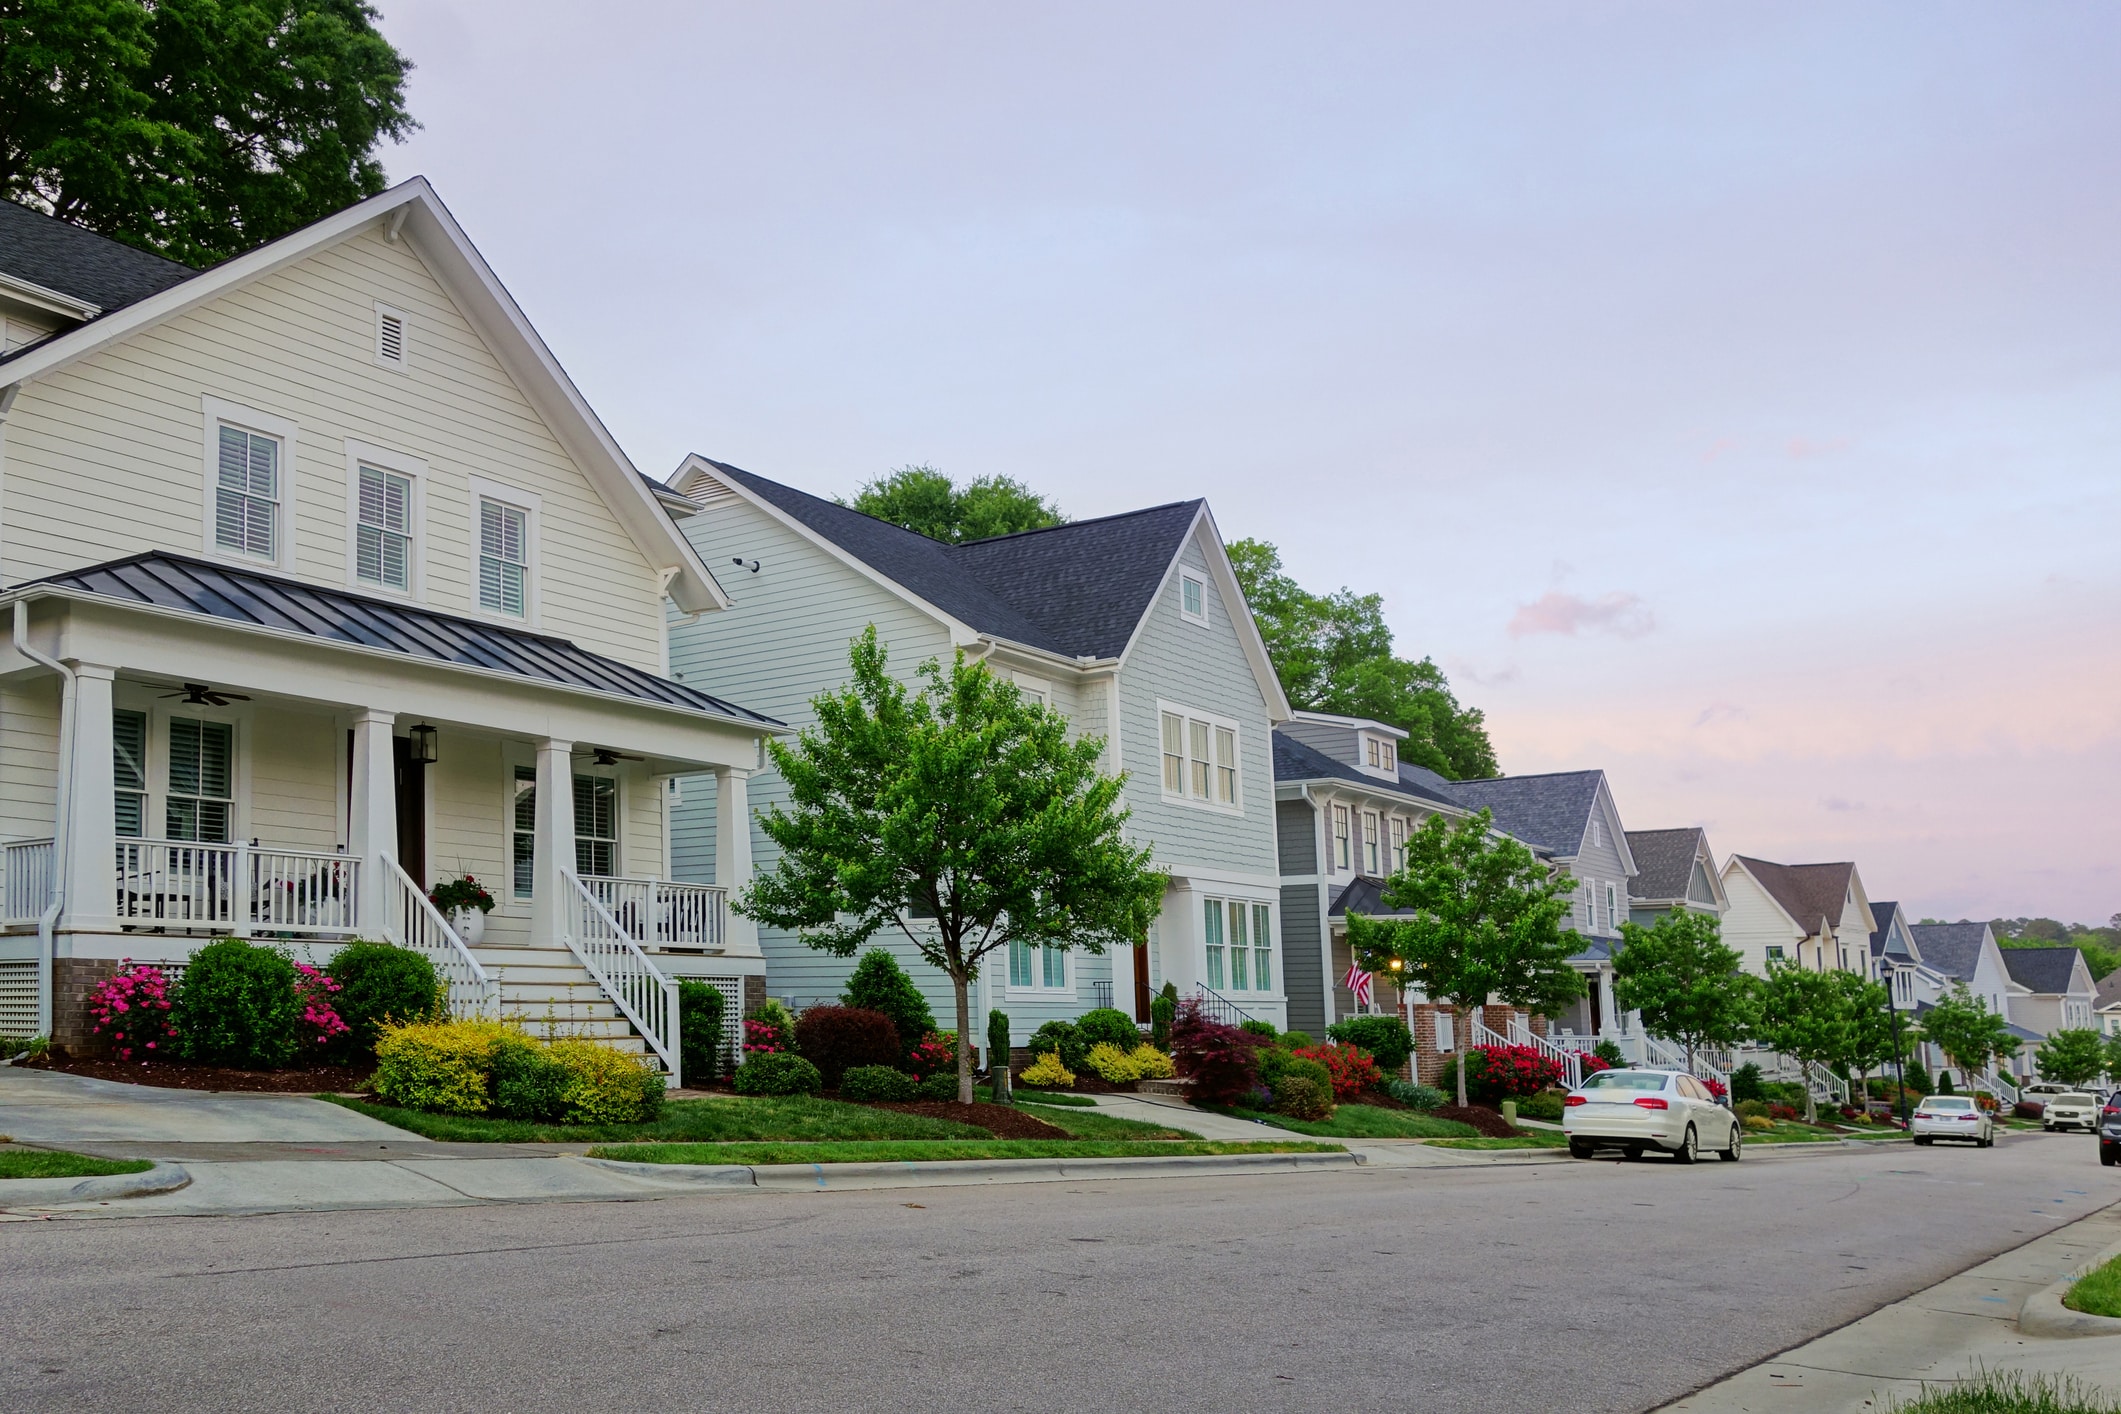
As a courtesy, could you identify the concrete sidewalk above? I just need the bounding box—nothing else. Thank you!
[0,1066,416,1144]
[1661,1198,2121,1411]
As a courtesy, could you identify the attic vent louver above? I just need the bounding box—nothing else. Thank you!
[375,304,407,369]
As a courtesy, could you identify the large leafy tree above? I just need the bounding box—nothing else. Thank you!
[845,465,1065,544]
[1227,539,1497,780]
[2,0,416,267]
[1833,969,1899,1103]
[738,627,1166,1102]
[1612,908,1752,1073]
[1751,962,1851,1124]
[1345,809,1581,1107]
[1916,984,2021,1091]
[2034,1028,2107,1089]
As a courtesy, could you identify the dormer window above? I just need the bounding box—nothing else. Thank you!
[1178,571,1207,625]
[1381,741,1395,771]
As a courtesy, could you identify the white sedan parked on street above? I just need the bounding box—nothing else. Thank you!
[1911,1095,1994,1146]
[1563,1069,1742,1163]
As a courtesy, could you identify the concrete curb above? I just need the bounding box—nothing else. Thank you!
[585,1149,1363,1192]
[576,1157,761,1189]
[0,1160,190,1208]
[2020,1230,2121,1339]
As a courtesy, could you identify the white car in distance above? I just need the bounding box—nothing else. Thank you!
[2043,1093,2098,1133]
[1562,1069,1742,1163]
[1911,1095,1994,1146]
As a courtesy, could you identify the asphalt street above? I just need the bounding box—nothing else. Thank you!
[3,1131,2113,1413]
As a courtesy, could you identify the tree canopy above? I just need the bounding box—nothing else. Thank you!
[1345,808,1581,1106]
[2033,1028,2106,1089]
[737,627,1165,1100]
[1612,908,1751,1070]
[1915,984,2021,1088]
[2,0,417,266]
[1227,539,1497,780]
[1751,962,1851,1124]
[845,465,1065,544]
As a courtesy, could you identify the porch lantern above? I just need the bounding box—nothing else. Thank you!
[407,722,439,763]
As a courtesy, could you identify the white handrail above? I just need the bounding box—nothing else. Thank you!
[380,855,497,1020]
[1469,1014,1512,1050]
[578,874,727,950]
[3,838,55,927]
[113,839,360,936]
[562,869,679,1086]
[1506,1015,1583,1089]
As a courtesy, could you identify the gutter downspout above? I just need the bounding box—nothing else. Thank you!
[11,597,73,1039]
[0,383,21,586]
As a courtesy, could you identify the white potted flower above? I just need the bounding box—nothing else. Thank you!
[429,874,496,945]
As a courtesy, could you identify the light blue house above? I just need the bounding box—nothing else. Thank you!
[659,457,1292,1044]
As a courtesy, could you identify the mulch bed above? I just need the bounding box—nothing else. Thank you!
[1431,1104,1522,1138]
[864,1100,1072,1140]
[22,1054,372,1094]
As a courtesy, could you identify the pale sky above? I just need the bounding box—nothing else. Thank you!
[379,2,2120,924]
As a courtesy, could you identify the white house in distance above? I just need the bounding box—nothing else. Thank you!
[1905,920,2035,1085]
[0,182,778,1076]
[2000,947,2097,1043]
[1719,856,1877,975]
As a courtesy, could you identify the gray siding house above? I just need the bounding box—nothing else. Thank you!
[1624,827,1728,928]
[659,458,1291,1043]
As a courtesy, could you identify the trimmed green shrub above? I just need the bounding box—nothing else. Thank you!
[548,1039,665,1123]
[1515,1089,1566,1122]
[326,941,438,1060]
[1734,1098,1769,1119]
[1239,1018,1279,1042]
[1327,1016,1414,1075]
[373,1018,518,1114]
[917,1071,960,1101]
[1028,1019,1089,1073]
[490,1035,572,1121]
[794,1006,900,1088]
[1272,1074,1333,1120]
[733,1052,823,1096]
[1729,1061,1766,1105]
[842,949,936,1061]
[1592,1038,1627,1071]
[986,1009,1011,1072]
[1386,1079,1446,1110]
[678,979,727,1082]
[840,1065,917,1102]
[1903,1061,1935,1095]
[1077,1007,1141,1052]
[1278,1030,1316,1051]
[1150,982,1177,1052]
[173,938,301,1068]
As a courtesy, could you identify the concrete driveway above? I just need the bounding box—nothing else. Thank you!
[0,1066,419,1145]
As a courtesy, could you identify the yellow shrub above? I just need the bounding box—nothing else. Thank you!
[1085,1041,1138,1082]
[1019,1050,1075,1088]
[373,1018,522,1115]
[547,1038,666,1124]
[1743,1114,1774,1132]
[1127,1044,1175,1080]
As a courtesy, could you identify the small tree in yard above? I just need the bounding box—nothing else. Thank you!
[1612,908,1752,1074]
[1834,969,1899,1110]
[1345,809,1582,1108]
[1916,984,2021,1093]
[1751,962,1850,1125]
[2035,1028,2107,1089]
[738,628,1166,1103]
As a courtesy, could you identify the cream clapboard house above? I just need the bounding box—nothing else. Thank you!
[1718,856,1877,976]
[0,183,778,1077]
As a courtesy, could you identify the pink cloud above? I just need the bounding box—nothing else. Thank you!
[1507,590,1655,640]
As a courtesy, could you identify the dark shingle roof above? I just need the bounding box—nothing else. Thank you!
[2095,969,2121,1012]
[1627,828,1704,902]
[0,199,196,316]
[1328,876,1410,918]
[23,552,780,726]
[1275,731,1464,810]
[1394,761,1471,809]
[1870,901,1913,959]
[1909,922,1990,983]
[1999,946,2088,996]
[701,461,1201,660]
[1731,857,1856,935]
[1444,771,1603,856]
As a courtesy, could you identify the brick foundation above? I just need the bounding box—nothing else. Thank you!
[743,975,767,1016]
[51,958,123,1056]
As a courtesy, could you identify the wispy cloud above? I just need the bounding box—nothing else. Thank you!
[1693,702,1747,729]
[1822,796,1865,812]
[1508,590,1655,640]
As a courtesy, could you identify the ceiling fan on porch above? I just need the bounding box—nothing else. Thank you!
[143,681,253,707]
[589,747,643,766]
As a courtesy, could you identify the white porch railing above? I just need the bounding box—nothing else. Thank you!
[1469,1013,1512,1051]
[381,855,497,1020]
[1973,1067,2019,1106]
[3,838,55,926]
[114,839,359,936]
[578,875,727,950]
[562,869,679,1084]
[1506,1016,1583,1090]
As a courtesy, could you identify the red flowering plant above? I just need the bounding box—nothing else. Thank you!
[292,963,351,1052]
[1461,1044,1566,1105]
[905,1032,955,1082]
[1702,1076,1729,1103]
[87,962,178,1061]
[742,1019,786,1055]
[1291,1043,1383,1101]
[1575,1052,1613,1077]
[1169,999,1263,1105]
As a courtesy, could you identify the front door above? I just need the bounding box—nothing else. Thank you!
[1133,942,1152,1020]
[393,736,426,886]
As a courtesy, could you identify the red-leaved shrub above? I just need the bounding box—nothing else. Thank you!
[1170,999,1261,1105]
[795,1006,901,1089]
[1291,1043,1383,1101]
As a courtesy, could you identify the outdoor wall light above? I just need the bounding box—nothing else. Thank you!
[1389,959,1403,971]
[408,722,439,763]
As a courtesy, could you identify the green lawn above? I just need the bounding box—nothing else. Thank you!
[1018,1106,1199,1140]
[1428,1130,1572,1151]
[588,1139,1345,1166]
[1210,1103,1478,1139]
[1746,1121,1906,1145]
[0,1149,155,1181]
[2066,1253,2121,1319]
[1886,1366,2120,1412]
[321,1093,991,1144]
[998,1089,1097,1107]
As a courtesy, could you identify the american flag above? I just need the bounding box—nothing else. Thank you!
[1344,963,1374,1008]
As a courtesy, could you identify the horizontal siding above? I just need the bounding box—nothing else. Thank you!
[1281,881,1326,1037]
[0,680,61,841]
[1277,798,1318,875]
[246,704,338,850]
[3,226,666,672]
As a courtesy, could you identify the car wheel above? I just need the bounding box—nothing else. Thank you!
[1719,1125,1742,1162]
[2102,1152,2116,1167]
[1624,1143,1645,1161]
[1915,1136,1932,1145]
[1674,1126,1697,1164]
[1568,1138,1594,1159]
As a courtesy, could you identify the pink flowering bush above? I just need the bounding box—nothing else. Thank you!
[293,963,351,1052]
[87,962,177,1061]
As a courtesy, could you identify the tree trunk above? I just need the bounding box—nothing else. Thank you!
[1455,1007,1469,1108]
[953,967,974,1106]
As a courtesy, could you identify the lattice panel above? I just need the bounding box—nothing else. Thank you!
[0,960,38,1040]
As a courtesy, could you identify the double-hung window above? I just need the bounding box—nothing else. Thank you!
[573,774,617,877]
[166,717,233,843]
[479,498,529,617]
[1381,741,1396,771]
[512,767,537,899]
[1008,939,1067,991]
[1250,903,1273,992]
[1159,705,1240,810]
[355,464,414,592]
[1333,805,1351,871]
[1203,898,1226,989]
[1362,811,1381,875]
[1389,817,1407,874]
[1205,897,1274,993]
[1178,571,1207,624]
[215,423,280,560]
[113,710,148,838]
[1605,883,1619,932]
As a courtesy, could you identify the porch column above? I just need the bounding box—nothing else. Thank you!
[531,738,575,947]
[713,766,758,953]
[1598,969,1617,1038]
[61,663,119,931]
[346,708,396,930]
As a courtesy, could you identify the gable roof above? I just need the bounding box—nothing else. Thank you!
[1999,946,2089,996]
[1870,901,1914,959]
[2096,969,2121,1012]
[15,551,779,727]
[1729,857,1856,935]
[1328,875,1412,919]
[1445,771,1605,858]
[1274,730,1466,810]
[0,179,728,616]
[1908,922,1991,984]
[0,199,197,319]
[1627,828,1707,902]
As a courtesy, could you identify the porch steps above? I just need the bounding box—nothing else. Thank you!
[472,943,648,1057]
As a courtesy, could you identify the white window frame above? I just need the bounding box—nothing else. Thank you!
[1389,816,1407,874]
[467,475,541,626]
[1155,701,1242,813]
[343,440,426,599]
[1177,570,1208,626]
[1202,894,1278,995]
[1332,804,1351,871]
[1006,938,1072,998]
[374,301,409,372]
[1605,882,1619,931]
[1011,672,1051,711]
[201,396,298,571]
[1362,810,1381,875]
[1434,1007,1456,1053]
[1381,741,1396,772]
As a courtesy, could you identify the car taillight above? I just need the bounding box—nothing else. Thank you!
[1633,1096,1669,1110]
[1565,1095,1587,1107]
